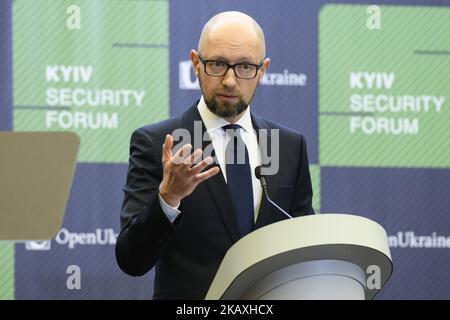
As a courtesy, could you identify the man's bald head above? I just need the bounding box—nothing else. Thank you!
[198,11,266,59]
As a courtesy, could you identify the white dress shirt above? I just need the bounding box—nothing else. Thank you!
[159,96,262,223]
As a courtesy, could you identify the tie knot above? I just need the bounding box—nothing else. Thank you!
[222,124,242,132]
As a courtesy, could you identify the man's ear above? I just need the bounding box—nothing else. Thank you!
[191,49,200,76]
[258,58,270,83]
[260,58,270,74]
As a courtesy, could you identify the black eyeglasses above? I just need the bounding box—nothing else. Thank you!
[198,54,264,79]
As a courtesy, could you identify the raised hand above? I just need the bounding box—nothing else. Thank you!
[159,134,220,207]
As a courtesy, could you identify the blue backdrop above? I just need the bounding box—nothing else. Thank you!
[1,0,449,299]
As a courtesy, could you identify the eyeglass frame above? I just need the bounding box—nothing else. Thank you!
[197,54,264,80]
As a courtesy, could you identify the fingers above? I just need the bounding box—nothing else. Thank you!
[163,140,216,171]
[191,156,214,173]
[162,134,173,162]
[184,148,203,165]
[172,144,192,165]
[195,166,221,182]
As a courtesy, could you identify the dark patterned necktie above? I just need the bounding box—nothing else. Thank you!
[222,124,254,237]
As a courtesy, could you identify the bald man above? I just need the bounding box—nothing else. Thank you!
[116,11,314,299]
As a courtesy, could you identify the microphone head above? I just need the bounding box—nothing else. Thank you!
[255,165,262,179]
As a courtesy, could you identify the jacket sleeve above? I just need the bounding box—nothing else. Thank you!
[115,128,179,276]
[290,135,315,216]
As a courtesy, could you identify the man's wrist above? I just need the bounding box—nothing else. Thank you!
[159,185,181,207]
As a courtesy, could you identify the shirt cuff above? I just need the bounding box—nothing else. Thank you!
[158,192,181,223]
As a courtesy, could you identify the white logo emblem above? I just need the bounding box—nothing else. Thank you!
[25,241,51,251]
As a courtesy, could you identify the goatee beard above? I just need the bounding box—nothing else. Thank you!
[205,96,248,119]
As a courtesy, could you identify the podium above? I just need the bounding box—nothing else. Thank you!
[206,214,392,300]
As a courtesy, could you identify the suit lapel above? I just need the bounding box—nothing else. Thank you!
[251,115,280,228]
[181,104,241,242]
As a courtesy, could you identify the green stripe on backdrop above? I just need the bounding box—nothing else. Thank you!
[310,165,321,213]
[0,242,14,300]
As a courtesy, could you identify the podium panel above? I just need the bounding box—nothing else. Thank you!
[243,260,366,300]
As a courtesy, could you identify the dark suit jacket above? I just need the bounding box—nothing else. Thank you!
[115,101,314,299]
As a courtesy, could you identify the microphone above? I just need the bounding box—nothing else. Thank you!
[255,166,293,219]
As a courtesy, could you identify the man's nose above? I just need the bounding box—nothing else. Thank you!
[222,67,238,87]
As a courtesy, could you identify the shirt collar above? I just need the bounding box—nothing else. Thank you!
[197,96,254,133]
